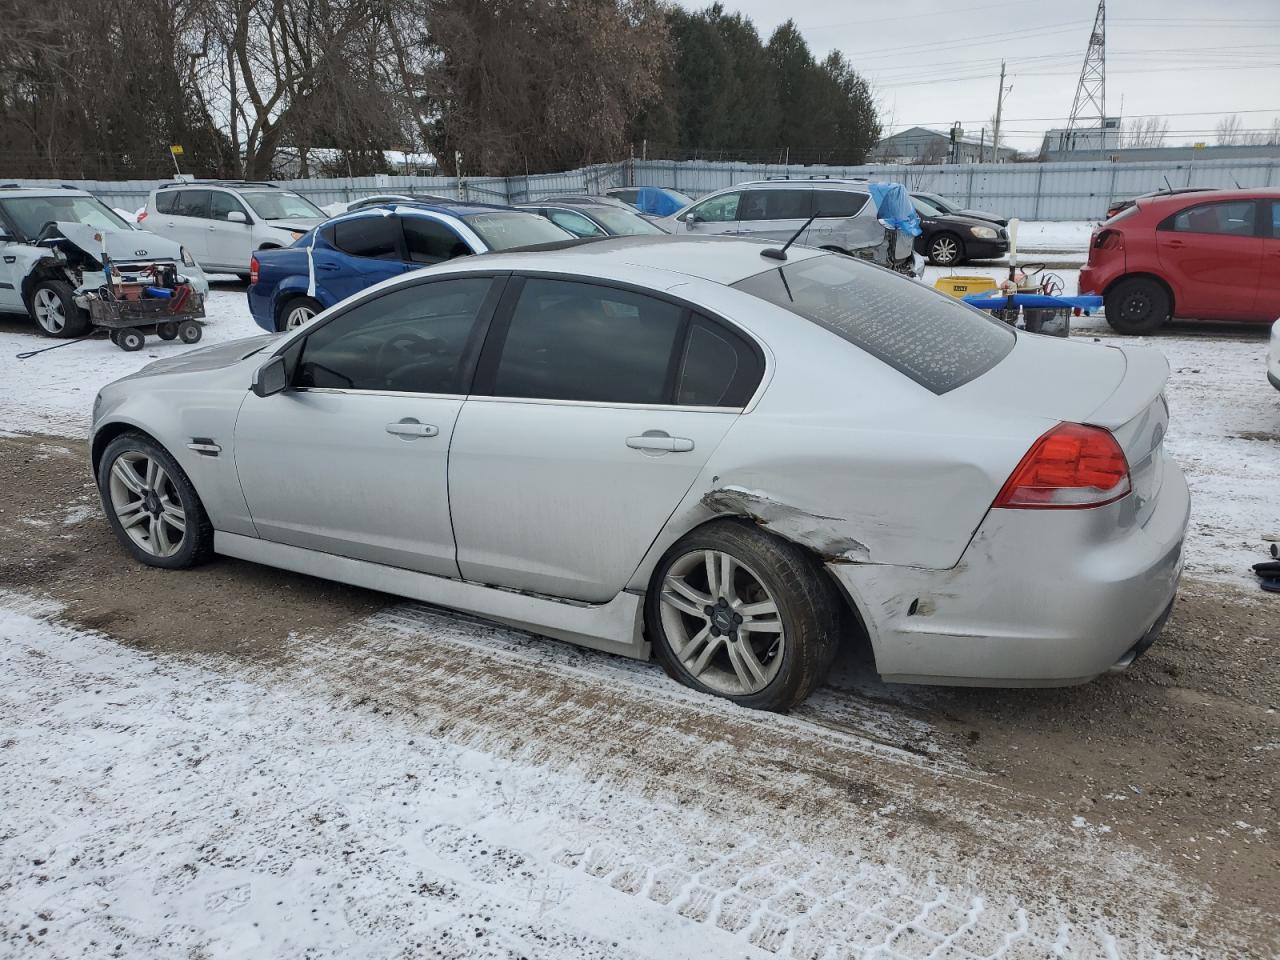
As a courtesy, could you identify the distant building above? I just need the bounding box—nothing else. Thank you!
[868,127,1018,164]
[1040,117,1122,157]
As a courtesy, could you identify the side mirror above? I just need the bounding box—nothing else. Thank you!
[227,210,248,223]
[251,355,290,398]
[684,213,699,229]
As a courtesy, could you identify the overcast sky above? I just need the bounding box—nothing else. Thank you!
[673,0,1280,152]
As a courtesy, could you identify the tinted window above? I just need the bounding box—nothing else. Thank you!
[588,206,665,235]
[739,189,811,221]
[210,191,247,221]
[814,190,868,218]
[295,278,493,393]
[331,215,402,260]
[1167,201,1257,237]
[490,279,683,404]
[1273,201,1280,237]
[733,254,1014,395]
[610,189,639,204]
[676,318,762,407]
[402,217,470,263]
[173,190,211,219]
[0,196,129,238]
[690,192,740,223]
[155,190,176,214]
[547,209,606,238]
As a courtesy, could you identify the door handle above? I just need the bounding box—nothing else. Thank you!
[386,419,439,439]
[1164,239,1186,248]
[626,433,694,453]
[318,263,341,272]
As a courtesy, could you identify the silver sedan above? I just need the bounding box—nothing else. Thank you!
[90,236,1189,711]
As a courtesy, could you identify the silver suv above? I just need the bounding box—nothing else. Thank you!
[653,179,922,275]
[141,181,327,278]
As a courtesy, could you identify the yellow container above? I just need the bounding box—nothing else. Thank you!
[933,275,997,299]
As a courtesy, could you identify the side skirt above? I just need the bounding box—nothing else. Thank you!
[215,531,650,660]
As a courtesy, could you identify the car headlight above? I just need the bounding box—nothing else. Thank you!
[969,225,998,240]
[180,245,197,266]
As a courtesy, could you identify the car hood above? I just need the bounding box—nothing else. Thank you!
[938,213,1004,231]
[957,208,1006,225]
[131,333,280,379]
[48,222,184,262]
[265,218,325,233]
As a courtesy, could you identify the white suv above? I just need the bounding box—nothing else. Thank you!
[141,181,327,278]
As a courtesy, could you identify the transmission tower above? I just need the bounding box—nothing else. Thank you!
[1066,0,1106,152]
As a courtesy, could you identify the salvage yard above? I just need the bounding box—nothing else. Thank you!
[1,274,1278,958]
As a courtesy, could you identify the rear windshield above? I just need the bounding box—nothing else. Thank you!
[463,212,574,250]
[733,254,1015,394]
[588,206,665,235]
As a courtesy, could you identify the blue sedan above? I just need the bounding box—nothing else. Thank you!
[247,202,574,331]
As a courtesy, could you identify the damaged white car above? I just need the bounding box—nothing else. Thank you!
[89,236,1188,711]
[0,186,209,338]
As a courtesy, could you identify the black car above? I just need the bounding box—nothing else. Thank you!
[514,199,669,238]
[910,196,1009,266]
[911,191,1006,227]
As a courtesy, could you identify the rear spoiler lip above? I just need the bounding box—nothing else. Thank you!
[1086,344,1170,430]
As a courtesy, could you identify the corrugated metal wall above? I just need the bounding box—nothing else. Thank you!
[7,157,1277,221]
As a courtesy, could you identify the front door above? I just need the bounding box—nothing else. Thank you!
[1258,200,1280,320]
[680,191,742,237]
[449,277,763,603]
[1156,199,1263,318]
[317,213,414,301]
[0,239,23,312]
[736,188,814,244]
[233,275,501,576]
[206,191,255,273]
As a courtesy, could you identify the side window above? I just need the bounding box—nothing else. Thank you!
[1271,201,1280,238]
[295,278,494,394]
[210,191,248,221]
[815,190,868,218]
[331,215,402,260]
[739,189,812,221]
[173,190,211,219]
[402,217,470,264]
[154,191,176,215]
[489,279,683,404]
[1167,201,1257,237]
[547,210,606,238]
[676,317,763,407]
[690,192,740,223]
[611,189,639,204]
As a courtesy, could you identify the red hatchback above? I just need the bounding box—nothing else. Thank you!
[1080,188,1280,334]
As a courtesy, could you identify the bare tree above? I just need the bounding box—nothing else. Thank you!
[1215,114,1245,146]
[1122,116,1168,148]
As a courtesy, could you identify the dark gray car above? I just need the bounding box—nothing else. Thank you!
[515,200,668,238]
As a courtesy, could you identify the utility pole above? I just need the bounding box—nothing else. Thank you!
[991,60,1008,163]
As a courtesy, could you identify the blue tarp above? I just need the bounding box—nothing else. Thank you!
[868,182,922,237]
[963,293,1104,311]
[634,187,687,217]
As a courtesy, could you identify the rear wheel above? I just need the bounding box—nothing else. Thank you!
[927,232,964,266]
[279,296,321,331]
[117,328,145,351]
[30,279,91,338]
[1105,277,1170,335]
[647,520,841,711]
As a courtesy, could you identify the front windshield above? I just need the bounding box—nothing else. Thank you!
[924,194,957,214]
[464,212,574,250]
[588,206,665,235]
[1,195,129,239]
[913,197,944,217]
[241,191,325,220]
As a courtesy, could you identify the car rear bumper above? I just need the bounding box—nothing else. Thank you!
[246,284,275,332]
[830,457,1189,686]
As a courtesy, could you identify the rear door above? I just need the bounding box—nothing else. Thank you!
[806,189,874,252]
[158,189,212,261]
[448,276,764,602]
[401,214,476,266]
[1156,199,1263,318]
[317,214,413,301]
[736,188,813,244]
[1259,200,1280,320]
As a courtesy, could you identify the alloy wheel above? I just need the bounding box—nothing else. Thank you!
[32,288,66,334]
[107,451,186,558]
[659,549,785,695]
[931,236,958,264]
[285,305,315,329]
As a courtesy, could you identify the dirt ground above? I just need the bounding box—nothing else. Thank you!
[1,431,1277,955]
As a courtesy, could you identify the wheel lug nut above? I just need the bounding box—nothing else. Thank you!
[710,626,721,637]
[732,613,743,624]
[704,605,715,616]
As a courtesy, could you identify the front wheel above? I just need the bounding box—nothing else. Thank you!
[279,296,322,331]
[647,520,841,711]
[30,279,91,338]
[97,433,214,569]
[1104,277,1170,335]
[927,233,964,266]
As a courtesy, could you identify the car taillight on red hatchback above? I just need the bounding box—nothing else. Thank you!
[1092,229,1124,252]
[248,255,260,286]
[994,422,1131,509]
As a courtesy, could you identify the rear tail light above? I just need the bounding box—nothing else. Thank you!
[248,255,260,286]
[136,210,148,223]
[994,422,1131,509]
[1092,229,1124,251]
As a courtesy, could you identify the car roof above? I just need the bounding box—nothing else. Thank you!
[0,185,94,199]
[441,235,826,286]
[355,200,514,218]
[731,179,869,192]
[1135,187,1280,208]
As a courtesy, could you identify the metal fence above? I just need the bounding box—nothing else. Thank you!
[7,156,1279,221]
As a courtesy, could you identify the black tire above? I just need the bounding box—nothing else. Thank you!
[236,273,252,283]
[109,329,122,345]
[156,321,179,340]
[29,278,91,338]
[97,432,214,569]
[117,328,145,351]
[927,232,964,266]
[646,519,842,712]
[1105,277,1170,335]
[177,320,202,344]
[278,295,322,332]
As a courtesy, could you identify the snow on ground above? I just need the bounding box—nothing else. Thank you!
[0,592,1210,958]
